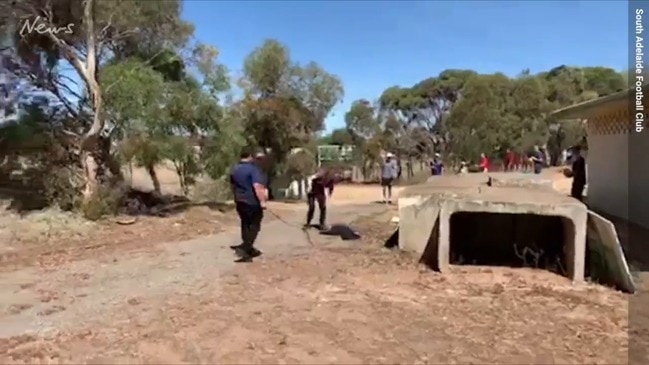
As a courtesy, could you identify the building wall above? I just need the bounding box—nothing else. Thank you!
[586,102,649,228]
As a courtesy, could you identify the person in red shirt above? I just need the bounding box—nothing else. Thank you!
[519,153,529,172]
[479,153,490,173]
[515,153,524,171]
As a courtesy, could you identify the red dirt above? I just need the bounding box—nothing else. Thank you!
[0,245,629,364]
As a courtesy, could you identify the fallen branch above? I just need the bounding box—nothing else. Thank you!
[513,242,544,268]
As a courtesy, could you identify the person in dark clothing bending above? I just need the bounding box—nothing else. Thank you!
[229,148,268,263]
[529,145,545,174]
[305,167,336,230]
[570,146,587,202]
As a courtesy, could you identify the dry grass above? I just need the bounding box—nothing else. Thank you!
[0,164,242,270]
[0,202,238,271]
[0,204,95,247]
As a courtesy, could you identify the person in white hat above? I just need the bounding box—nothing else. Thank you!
[381,152,398,204]
[431,153,444,176]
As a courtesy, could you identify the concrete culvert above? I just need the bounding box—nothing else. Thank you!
[449,212,572,276]
[398,177,589,283]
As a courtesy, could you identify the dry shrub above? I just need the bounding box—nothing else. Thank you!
[190,177,232,203]
[41,165,84,211]
[0,203,95,245]
[80,184,126,221]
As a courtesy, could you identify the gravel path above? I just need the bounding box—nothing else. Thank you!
[0,203,386,340]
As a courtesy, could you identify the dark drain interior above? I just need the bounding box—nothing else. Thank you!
[449,212,571,274]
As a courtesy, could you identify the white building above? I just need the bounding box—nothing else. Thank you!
[551,85,649,228]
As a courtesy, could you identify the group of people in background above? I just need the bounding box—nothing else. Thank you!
[503,146,546,174]
[423,145,586,202]
[425,145,549,176]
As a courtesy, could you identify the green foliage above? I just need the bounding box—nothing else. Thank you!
[200,108,247,180]
[328,128,354,146]
[162,136,199,195]
[345,100,379,139]
[240,39,344,165]
[285,149,316,180]
[103,59,166,134]
[317,145,342,163]
[360,66,622,165]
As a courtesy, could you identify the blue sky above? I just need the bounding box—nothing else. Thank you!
[184,1,627,132]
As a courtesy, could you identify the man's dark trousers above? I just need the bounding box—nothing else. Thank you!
[571,183,585,202]
[236,201,263,254]
[306,193,327,228]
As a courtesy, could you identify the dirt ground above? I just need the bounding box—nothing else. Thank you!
[0,170,638,364]
[0,201,239,271]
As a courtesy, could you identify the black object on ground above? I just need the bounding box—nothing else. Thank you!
[319,224,361,241]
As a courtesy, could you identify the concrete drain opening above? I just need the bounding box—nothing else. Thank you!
[449,212,574,276]
[398,178,635,292]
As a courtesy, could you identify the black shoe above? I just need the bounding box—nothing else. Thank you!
[250,248,262,258]
[234,247,262,258]
[234,254,253,263]
[231,244,261,254]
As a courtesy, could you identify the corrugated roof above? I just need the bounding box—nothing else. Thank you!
[550,83,649,119]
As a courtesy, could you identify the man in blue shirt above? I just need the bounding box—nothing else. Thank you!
[229,148,268,263]
[431,153,444,176]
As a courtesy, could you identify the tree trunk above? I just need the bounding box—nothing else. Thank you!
[298,178,304,200]
[34,0,120,206]
[99,136,124,183]
[81,151,99,200]
[146,164,161,194]
[127,162,134,185]
[77,0,107,203]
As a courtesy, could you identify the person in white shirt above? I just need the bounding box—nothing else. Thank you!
[381,153,398,204]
